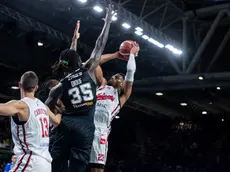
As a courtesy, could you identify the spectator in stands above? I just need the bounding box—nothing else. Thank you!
[4,155,17,172]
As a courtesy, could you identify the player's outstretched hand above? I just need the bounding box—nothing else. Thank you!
[72,20,80,41]
[104,4,115,23]
[130,42,140,57]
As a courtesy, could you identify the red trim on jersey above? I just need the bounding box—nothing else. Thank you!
[13,126,26,172]
[111,104,120,115]
[22,125,29,150]
[21,124,32,172]
[22,151,32,172]
[97,85,105,91]
[13,125,32,172]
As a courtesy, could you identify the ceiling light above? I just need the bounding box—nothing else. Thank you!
[115,116,120,119]
[165,44,182,55]
[180,103,187,106]
[135,27,143,32]
[93,6,103,12]
[134,31,143,36]
[122,23,131,29]
[155,92,163,96]
[37,42,43,46]
[202,111,207,115]
[11,86,19,90]
[142,35,149,40]
[148,38,164,48]
[198,76,204,80]
[179,122,184,126]
[222,118,224,122]
[209,102,212,105]
[217,87,221,90]
[78,0,87,3]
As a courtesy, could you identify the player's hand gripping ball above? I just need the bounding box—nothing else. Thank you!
[119,40,140,60]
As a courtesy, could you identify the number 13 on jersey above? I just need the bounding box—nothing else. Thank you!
[68,82,94,105]
[39,117,49,138]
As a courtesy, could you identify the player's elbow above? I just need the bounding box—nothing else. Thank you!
[52,115,61,127]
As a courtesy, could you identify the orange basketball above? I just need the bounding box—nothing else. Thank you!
[119,40,134,57]
[119,40,139,60]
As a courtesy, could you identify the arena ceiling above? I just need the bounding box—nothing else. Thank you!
[0,0,230,119]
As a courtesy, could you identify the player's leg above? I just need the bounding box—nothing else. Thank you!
[89,132,108,172]
[68,111,95,172]
[50,120,70,172]
[69,157,87,172]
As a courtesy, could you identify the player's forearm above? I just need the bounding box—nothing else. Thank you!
[90,20,112,66]
[50,114,61,127]
[100,53,117,65]
[70,39,78,51]
[125,54,136,82]
[0,104,15,116]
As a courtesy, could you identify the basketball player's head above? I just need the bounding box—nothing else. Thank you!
[19,71,39,96]
[109,73,125,90]
[44,79,59,95]
[11,155,17,164]
[52,49,82,79]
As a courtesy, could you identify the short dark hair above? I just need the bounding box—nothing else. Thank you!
[116,73,125,79]
[20,71,39,92]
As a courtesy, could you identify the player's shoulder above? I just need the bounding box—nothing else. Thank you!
[6,100,27,109]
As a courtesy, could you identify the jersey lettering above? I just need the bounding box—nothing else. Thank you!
[68,82,94,105]
[39,117,49,138]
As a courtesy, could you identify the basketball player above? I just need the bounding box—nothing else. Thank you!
[0,71,61,172]
[45,4,114,172]
[89,43,139,172]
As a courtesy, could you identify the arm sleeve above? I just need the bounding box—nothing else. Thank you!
[125,54,136,82]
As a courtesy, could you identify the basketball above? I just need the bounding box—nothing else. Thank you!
[119,40,139,60]
[119,40,134,56]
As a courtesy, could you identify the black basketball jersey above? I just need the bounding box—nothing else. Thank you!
[60,68,97,115]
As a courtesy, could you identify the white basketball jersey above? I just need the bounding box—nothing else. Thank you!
[11,97,52,163]
[94,85,121,130]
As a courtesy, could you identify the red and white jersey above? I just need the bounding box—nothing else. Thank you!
[94,85,121,131]
[11,97,52,163]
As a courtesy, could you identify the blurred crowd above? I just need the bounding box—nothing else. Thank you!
[0,117,10,148]
[104,109,230,172]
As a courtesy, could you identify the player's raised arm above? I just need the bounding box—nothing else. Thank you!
[70,20,80,51]
[99,52,124,65]
[95,65,107,86]
[0,100,26,116]
[119,44,139,106]
[83,4,114,71]
[45,83,63,109]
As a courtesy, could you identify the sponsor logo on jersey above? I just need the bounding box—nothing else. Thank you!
[98,154,105,162]
[40,142,49,147]
[87,101,93,106]
[96,102,108,108]
[73,101,93,108]
[97,93,115,102]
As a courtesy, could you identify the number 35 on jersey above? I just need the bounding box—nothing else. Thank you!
[68,82,94,105]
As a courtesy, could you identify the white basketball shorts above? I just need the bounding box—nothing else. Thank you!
[10,154,51,172]
[90,131,109,165]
